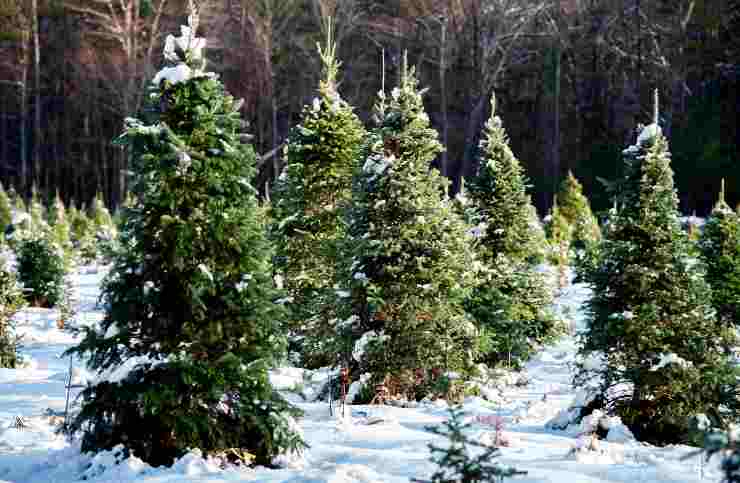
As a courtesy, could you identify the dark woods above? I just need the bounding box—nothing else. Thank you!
[0,0,737,215]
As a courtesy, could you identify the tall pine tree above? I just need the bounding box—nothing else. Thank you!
[699,180,740,327]
[64,7,303,466]
[578,92,740,443]
[464,95,556,368]
[341,53,475,389]
[271,23,365,368]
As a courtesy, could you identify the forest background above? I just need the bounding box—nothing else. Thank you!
[0,0,737,216]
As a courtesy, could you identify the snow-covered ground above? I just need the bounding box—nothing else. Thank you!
[0,267,724,482]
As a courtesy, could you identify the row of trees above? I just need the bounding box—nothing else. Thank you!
[0,0,736,216]
[55,6,575,467]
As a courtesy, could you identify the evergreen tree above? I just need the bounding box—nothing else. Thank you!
[341,53,475,387]
[699,180,740,327]
[548,198,571,289]
[270,24,365,367]
[64,8,303,466]
[28,185,47,234]
[464,95,556,368]
[16,236,66,308]
[0,256,25,368]
[0,183,12,235]
[578,94,740,444]
[48,191,74,266]
[556,171,601,250]
[413,405,526,483]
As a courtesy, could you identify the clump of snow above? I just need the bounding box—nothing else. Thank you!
[637,122,662,146]
[650,352,693,371]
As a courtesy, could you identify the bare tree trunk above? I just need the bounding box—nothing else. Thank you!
[20,37,28,196]
[32,0,41,190]
[439,18,448,178]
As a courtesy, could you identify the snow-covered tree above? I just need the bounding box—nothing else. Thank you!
[341,54,475,387]
[464,95,556,368]
[699,180,740,328]
[64,7,303,466]
[270,24,365,368]
[578,93,740,444]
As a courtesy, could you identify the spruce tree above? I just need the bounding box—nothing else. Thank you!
[0,256,25,368]
[49,191,74,266]
[556,171,601,250]
[578,93,740,443]
[548,198,571,289]
[0,183,12,235]
[270,24,365,367]
[699,180,740,327]
[341,53,475,387]
[464,95,556,367]
[64,8,303,466]
[28,185,47,233]
[413,406,526,483]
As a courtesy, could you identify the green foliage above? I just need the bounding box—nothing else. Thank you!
[464,95,556,367]
[16,237,66,308]
[546,200,571,288]
[48,191,74,268]
[413,405,526,483]
[340,54,476,384]
[64,15,303,467]
[699,183,740,327]
[270,25,366,368]
[28,186,47,234]
[71,356,303,467]
[578,118,740,444]
[69,203,97,262]
[0,183,12,235]
[555,171,601,250]
[0,258,26,368]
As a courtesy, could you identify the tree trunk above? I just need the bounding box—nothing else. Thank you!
[20,31,29,196]
[32,0,41,190]
[439,19,448,179]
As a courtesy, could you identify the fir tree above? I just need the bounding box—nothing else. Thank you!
[464,95,556,368]
[341,53,475,386]
[413,405,526,483]
[48,191,74,267]
[270,23,365,368]
[0,256,25,368]
[28,185,47,233]
[0,183,12,235]
[64,8,303,466]
[578,93,740,444]
[555,171,601,250]
[548,198,571,289]
[699,180,740,327]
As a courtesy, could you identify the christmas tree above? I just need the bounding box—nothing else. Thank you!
[578,92,739,443]
[699,180,740,328]
[555,171,601,250]
[0,183,12,236]
[413,405,526,483]
[341,53,475,390]
[64,6,303,466]
[0,256,25,368]
[464,95,556,367]
[270,23,365,367]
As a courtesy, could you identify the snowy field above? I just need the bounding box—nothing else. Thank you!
[0,266,725,482]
